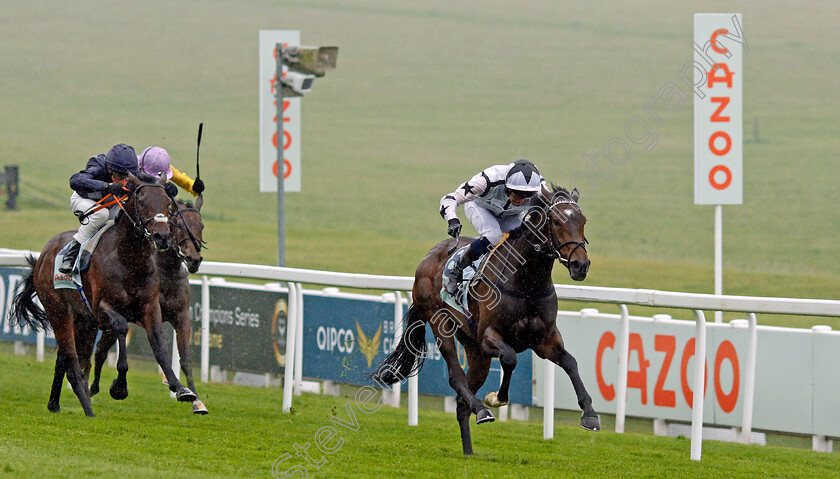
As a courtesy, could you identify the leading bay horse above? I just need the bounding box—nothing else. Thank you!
[10,173,196,416]
[371,185,600,455]
[88,196,208,414]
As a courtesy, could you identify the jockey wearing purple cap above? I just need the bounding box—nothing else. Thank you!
[137,146,205,198]
[60,144,158,274]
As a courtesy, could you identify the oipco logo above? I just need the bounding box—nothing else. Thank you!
[316,326,355,354]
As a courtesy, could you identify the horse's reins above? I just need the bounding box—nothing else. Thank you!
[171,206,207,258]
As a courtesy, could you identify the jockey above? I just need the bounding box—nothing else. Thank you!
[60,144,158,274]
[439,158,545,294]
[137,146,205,197]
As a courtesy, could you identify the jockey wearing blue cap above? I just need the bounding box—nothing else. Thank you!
[59,143,157,274]
[439,159,545,294]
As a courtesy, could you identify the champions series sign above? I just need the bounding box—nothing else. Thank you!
[694,14,745,205]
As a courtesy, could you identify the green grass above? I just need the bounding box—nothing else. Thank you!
[1,347,839,478]
[1,2,839,475]
[1,0,838,305]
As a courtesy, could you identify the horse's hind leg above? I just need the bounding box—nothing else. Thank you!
[47,351,67,413]
[52,320,95,417]
[536,328,600,431]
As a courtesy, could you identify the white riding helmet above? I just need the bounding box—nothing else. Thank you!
[505,159,541,192]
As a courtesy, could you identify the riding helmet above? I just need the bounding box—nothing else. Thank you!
[105,143,139,174]
[505,159,541,192]
[138,146,173,180]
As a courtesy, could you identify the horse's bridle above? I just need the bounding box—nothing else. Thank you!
[170,206,206,260]
[116,183,173,249]
[526,197,588,266]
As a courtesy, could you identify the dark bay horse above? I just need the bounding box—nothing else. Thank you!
[371,185,600,455]
[88,196,208,414]
[10,173,196,416]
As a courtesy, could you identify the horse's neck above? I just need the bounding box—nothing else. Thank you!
[155,250,185,276]
[491,235,554,290]
[113,215,155,272]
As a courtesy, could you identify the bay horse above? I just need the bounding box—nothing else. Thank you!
[371,185,600,455]
[10,173,196,417]
[88,196,208,414]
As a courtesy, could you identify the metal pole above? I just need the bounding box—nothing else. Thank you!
[200,275,210,383]
[275,44,286,267]
[714,205,723,323]
[615,304,630,433]
[740,313,758,444]
[690,309,707,461]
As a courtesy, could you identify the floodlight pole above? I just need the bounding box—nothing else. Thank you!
[275,43,286,267]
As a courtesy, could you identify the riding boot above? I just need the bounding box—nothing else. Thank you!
[445,245,477,295]
[59,240,81,274]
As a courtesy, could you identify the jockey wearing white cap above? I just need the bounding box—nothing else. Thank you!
[137,146,205,198]
[439,159,545,294]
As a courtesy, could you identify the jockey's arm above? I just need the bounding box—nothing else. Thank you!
[169,166,199,197]
[439,170,489,221]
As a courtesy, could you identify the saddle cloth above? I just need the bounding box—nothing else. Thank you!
[53,220,115,290]
[439,246,485,320]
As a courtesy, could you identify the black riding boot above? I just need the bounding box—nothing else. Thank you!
[59,240,81,274]
[445,244,478,295]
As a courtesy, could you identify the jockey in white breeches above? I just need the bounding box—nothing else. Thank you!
[439,159,545,294]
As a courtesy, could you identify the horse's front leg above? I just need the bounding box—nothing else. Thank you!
[173,311,208,414]
[144,301,196,403]
[535,326,600,431]
[89,329,117,397]
[479,327,516,407]
[101,302,130,401]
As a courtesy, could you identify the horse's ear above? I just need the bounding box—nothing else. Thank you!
[158,173,168,187]
[127,172,141,187]
[195,194,203,212]
[571,188,580,202]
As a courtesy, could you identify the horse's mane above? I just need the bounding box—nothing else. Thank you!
[175,199,194,209]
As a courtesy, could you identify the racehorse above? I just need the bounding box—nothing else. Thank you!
[370,185,600,455]
[10,173,196,417]
[87,196,208,414]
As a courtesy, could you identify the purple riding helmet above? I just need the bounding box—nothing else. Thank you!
[138,146,173,180]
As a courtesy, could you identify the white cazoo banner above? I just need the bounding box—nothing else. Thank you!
[693,14,744,205]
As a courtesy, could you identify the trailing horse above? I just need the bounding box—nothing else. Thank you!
[371,185,599,455]
[88,196,208,414]
[9,173,196,416]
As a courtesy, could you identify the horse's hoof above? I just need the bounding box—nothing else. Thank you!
[47,402,60,413]
[476,408,495,425]
[581,415,601,431]
[89,383,99,397]
[109,379,129,400]
[192,400,209,415]
[484,391,509,408]
[176,387,197,403]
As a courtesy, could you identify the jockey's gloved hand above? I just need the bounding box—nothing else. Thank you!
[192,178,205,194]
[104,182,127,197]
[447,218,462,238]
[164,182,178,198]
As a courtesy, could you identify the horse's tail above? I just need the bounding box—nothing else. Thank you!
[368,305,427,386]
[9,254,50,332]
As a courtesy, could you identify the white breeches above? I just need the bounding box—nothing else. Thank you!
[70,192,110,243]
[464,201,523,245]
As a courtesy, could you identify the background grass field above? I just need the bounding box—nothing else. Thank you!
[2,345,840,479]
[1,0,839,476]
